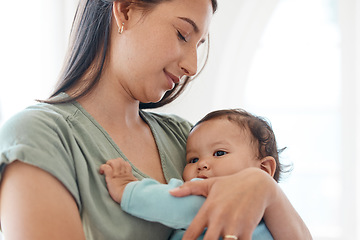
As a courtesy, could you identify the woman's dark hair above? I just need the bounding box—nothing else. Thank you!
[44,0,218,108]
[193,109,291,182]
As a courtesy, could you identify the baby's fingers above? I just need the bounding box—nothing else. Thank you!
[99,164,113,177]
[106,158,124,169]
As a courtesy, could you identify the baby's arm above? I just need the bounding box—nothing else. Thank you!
[99,158,204,229]
[122,178,205,229]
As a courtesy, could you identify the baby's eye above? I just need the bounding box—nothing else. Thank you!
[189,158,199,163]
[214,151,227,157]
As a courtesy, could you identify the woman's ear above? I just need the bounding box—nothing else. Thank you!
[260,156,276,178]
[113,2,131,30]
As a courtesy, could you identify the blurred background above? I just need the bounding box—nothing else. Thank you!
[0,0,359,239]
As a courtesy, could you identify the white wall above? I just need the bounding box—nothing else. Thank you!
[0,0,77,125]
[157,0,280,123]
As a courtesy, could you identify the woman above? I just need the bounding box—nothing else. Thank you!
[0,0,311,239]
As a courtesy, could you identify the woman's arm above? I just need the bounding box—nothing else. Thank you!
[0,161,85,240]
[170,168,312,240]
[263,181,311,240]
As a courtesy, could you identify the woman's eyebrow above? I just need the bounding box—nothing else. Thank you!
[178,17,199,33]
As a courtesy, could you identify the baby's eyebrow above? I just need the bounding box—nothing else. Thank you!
[186,148,197,157]
[178,17,199,33]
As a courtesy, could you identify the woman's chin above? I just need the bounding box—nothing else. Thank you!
[141,93,166,105]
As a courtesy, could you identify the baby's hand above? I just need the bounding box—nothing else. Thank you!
[99,158,138,203]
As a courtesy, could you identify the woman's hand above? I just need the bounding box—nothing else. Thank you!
[170,168,312,240]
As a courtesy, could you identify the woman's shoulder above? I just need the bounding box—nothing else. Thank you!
[1,102,77,131]
[2,93,80,127]
[0,101,81,150]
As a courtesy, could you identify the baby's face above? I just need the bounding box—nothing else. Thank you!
[183,118,260,181]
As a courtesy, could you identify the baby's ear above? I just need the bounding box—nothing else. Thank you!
[260,156,276,178]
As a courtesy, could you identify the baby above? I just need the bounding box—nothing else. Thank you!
[100,109,287,239]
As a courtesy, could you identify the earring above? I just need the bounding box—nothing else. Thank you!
[118,23,124,34]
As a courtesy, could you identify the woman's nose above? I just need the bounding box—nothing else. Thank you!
[179,46,197,77]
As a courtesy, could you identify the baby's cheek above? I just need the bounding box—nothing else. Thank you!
[182,165,195,181]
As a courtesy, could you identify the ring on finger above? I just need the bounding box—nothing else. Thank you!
[223,235,238,240]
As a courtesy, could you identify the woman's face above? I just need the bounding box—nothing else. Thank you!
[107,0,213,104]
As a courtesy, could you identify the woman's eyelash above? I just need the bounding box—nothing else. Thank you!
[177,30,187,42]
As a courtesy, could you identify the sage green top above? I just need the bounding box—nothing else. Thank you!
[0,93,193,240]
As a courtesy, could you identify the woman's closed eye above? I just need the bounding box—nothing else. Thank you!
[177,30,188,42]
[214,150,227,157]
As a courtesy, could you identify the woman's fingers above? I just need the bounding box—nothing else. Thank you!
[181,212,209,240]
[169,178,214,197]
[182,185,254,240]
[198,207,224,240]
[179,168,275,240]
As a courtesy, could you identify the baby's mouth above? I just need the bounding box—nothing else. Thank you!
[197,174,208,179]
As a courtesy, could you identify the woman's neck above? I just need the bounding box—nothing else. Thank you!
[69,79,142,131]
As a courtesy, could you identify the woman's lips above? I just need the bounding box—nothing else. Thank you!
[164,70,180,89]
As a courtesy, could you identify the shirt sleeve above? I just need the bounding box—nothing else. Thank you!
[0,106,81,208]
[121,178,205,229]
[252,220,274,240]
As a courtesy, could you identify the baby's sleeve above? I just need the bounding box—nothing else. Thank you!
[121,178,205,229]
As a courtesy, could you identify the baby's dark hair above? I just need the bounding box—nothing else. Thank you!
[193,109,290,182]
